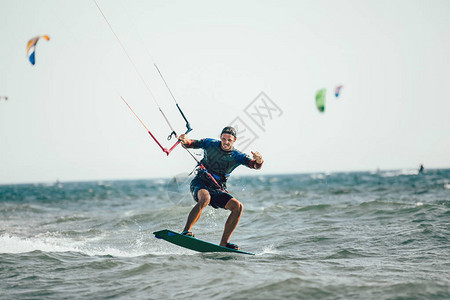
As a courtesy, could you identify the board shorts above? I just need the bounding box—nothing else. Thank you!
[190,175,233,209]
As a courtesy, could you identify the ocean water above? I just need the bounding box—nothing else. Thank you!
[1,169,449,299]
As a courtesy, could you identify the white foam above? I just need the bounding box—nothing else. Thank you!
[444,183,450,190]
[0,234,151,257]
[380,169,419,177]
[257,244,279,255]
[310,173,326,180]
[0,234,79,254]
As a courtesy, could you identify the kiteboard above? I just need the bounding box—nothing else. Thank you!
[153,229,254,255]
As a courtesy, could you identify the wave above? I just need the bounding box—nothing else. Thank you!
[295,204,332,212]
[0,234,85,255]
[226,277,331,300]
[380,169,420,177]
[0,233,180,257]
[324,249,371,259]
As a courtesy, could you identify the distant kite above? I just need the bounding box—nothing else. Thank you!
[0,96,8,101]
[335,85,343,98]
[26,35,50,65]
[315,88,326,113]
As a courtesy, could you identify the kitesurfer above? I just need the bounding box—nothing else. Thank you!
[419,164,424,174]
[178,126,263,250]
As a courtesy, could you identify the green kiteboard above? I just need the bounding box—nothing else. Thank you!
[153,229,254,255]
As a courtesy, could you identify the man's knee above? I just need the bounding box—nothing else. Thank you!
[197,189,211,208]
[226,198,243,213]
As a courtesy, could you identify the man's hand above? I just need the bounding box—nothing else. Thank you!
[251,151,263,164]
[178,134,190,146]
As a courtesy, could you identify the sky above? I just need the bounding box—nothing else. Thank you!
[1,0,449,184]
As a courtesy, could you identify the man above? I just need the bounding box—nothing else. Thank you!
[178,126,263,250]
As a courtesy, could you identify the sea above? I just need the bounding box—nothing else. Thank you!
[1,169,449,299]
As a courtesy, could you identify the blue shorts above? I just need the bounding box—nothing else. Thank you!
[190,175,233,209]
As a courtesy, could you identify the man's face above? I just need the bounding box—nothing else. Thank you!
[220,133,236,151]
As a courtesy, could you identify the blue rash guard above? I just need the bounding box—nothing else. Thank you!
[185,138,262,209]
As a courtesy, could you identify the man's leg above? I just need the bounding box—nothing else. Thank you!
[220,198,243,247]
[183,189,210,234]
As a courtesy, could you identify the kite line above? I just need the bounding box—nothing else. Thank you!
[93,1,226,191]
[93,0,191,155]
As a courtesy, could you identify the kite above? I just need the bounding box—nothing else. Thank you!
[315,88,326,113]
[0,96,8,101]
[335,85,343,98]
[26,35,50,65]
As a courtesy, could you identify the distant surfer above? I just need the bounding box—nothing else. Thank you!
[178,126,263,250]
[419,164,424,174]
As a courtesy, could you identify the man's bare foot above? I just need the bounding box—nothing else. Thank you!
[181,231,194,237]
[225,242,240,250]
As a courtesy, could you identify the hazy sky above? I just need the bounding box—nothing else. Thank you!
[1,0,449,184]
